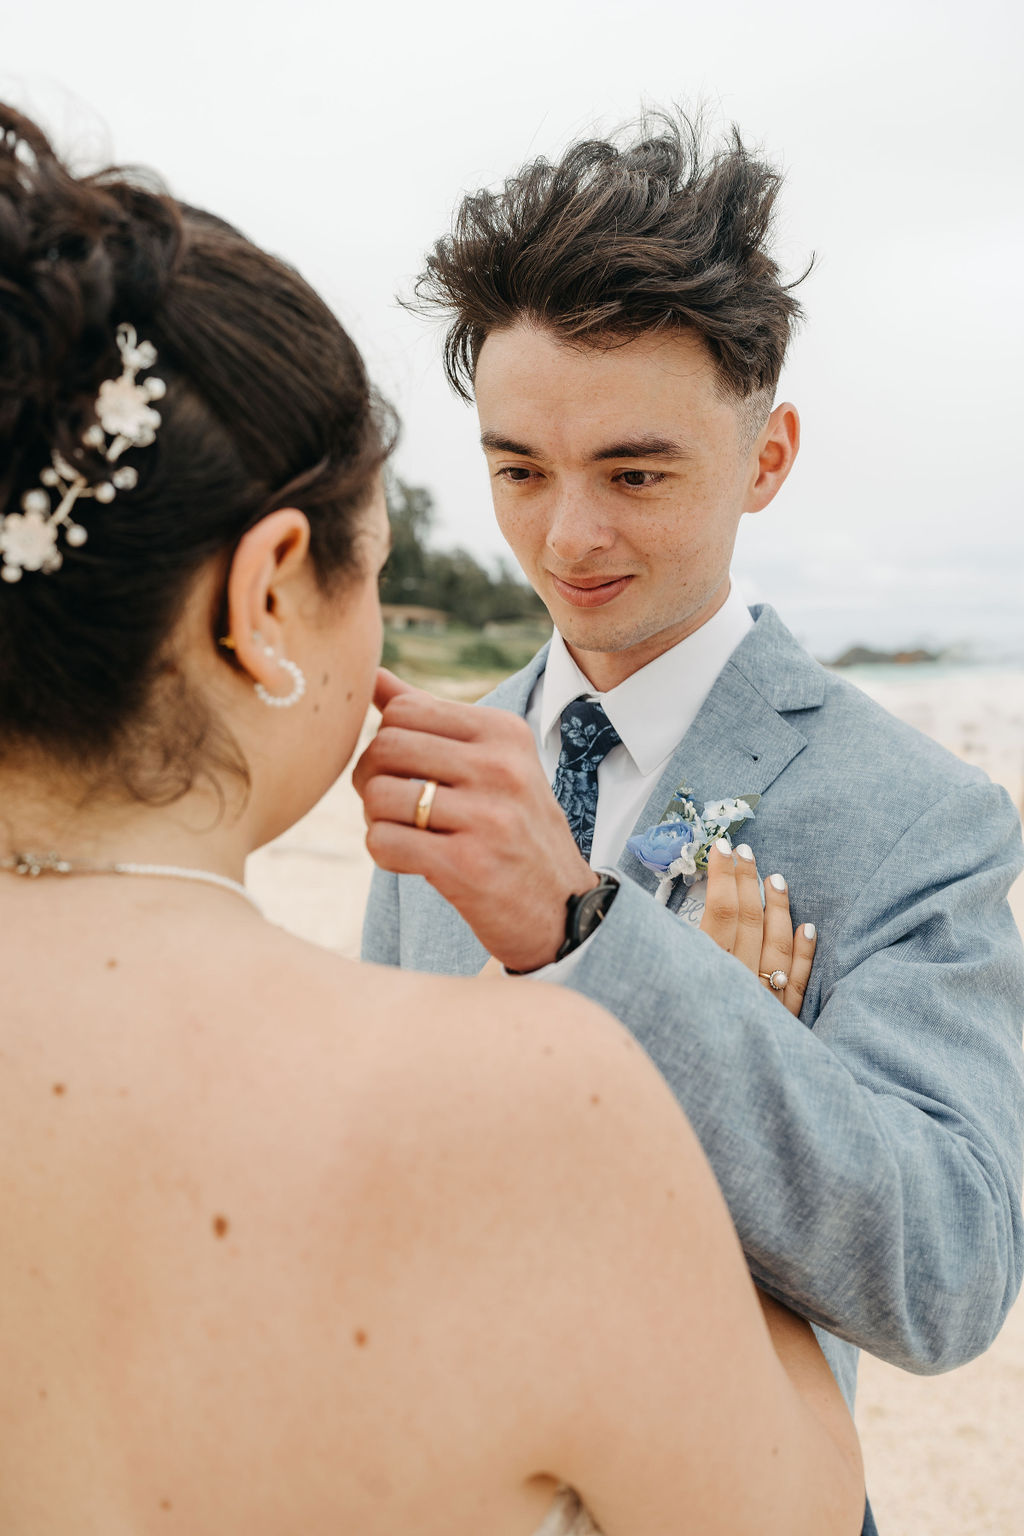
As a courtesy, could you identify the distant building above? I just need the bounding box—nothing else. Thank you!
[381,604,449,634]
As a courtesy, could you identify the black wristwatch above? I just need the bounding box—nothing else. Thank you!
[555,872,620,961]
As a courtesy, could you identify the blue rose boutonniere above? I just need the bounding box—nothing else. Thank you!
[627,783,760,905]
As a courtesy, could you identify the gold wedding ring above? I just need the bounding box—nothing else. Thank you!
[414,779,439,831]
[759,969,789,992]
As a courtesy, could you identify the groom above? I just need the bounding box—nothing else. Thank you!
[356,115,1024,1528]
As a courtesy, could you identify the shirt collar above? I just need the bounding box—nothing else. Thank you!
[538,583,754,776]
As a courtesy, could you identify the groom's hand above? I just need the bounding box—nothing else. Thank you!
[353,669,598,972]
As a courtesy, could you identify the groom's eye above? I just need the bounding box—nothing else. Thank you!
[497,466,535,483]
[617,469,665,488]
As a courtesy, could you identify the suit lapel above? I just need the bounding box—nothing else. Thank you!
[480,643,550,715]
[613,607,825,900]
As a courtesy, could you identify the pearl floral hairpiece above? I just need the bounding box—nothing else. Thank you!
[0,323,165,584]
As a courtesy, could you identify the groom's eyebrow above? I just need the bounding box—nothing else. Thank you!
[591,434,689,461]
[480,431,536,455]
[480,430,689,460]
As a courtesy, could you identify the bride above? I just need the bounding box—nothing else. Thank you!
[0,103,863,1534]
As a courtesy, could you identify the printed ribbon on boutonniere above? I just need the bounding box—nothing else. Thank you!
[626,785,760,905]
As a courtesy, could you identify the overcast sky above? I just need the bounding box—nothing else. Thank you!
[3,0,1021,658]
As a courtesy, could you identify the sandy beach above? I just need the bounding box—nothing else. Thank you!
[247,665,1024,1535]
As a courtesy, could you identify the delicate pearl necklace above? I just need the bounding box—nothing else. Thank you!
[0,850,263,915]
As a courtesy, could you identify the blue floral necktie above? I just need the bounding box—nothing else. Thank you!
[552,698,622,862]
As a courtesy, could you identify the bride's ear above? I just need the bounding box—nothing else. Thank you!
[222,509,312,683]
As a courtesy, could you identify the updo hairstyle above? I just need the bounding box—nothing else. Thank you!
[0,103,394,801]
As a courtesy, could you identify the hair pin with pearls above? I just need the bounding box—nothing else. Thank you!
[0,323,165,584]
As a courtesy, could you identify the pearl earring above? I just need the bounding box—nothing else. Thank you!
[252,634,306,709]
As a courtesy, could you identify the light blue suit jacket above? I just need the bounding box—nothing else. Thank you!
[362,605,1024,1411]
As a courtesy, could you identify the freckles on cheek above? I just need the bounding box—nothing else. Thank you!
[494,501,526,539]
[663,555,701,598]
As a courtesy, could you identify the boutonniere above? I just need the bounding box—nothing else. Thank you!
[626,784,760,905]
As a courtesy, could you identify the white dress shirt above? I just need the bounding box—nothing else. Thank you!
[526,582,753,869]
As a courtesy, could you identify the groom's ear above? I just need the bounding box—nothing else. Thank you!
[744,402,800,514]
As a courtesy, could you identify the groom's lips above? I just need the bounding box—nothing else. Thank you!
[550,573,634,608]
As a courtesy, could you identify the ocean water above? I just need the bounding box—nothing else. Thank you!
[838,661,1024,686]
[754,595,1024,670]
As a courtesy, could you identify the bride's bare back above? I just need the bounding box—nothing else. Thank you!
[0,883,860,1536]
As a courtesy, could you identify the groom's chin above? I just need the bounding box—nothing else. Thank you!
[551,609,651,658]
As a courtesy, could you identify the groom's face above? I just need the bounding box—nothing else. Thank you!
[475,322,790,690]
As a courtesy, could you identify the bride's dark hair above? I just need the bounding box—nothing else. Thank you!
[0,103,394,802]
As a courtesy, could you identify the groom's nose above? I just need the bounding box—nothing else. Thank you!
[545,484,616,564]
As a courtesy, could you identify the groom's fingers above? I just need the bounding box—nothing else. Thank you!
[354,726,474,795]
[382,685,521,745]
[366,817,458,884]
[354,693,532,801]
[360,773,458,834]
[372,667,417,713]
[354,697,540,810]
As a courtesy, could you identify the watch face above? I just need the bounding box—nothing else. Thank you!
[557,876,620,962]
[576,879,617,940]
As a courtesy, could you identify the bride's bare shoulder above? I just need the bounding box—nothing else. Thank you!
[235,924,652,1175]
[271,927,639,1079]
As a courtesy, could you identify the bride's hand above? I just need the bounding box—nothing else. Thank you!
[699,841,816,1018]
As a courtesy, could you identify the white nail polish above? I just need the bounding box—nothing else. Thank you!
[769,873,787,892]
[735,843,755,861]
[715,838,732,856]
[803,923,816,940]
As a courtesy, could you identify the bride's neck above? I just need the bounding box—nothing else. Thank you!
[0,758,253,880]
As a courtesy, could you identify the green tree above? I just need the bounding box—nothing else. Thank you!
[488,557,547,622]
[381,478,546,625]
[379,480,435,607]
[426,547,496,628]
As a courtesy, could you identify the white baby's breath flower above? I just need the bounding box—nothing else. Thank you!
[667,848,699,880]
[95,375,162,445]
[703,797,751,823]
[1,507,59,572]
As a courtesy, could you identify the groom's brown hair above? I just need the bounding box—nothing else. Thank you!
[414,112,808,415]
